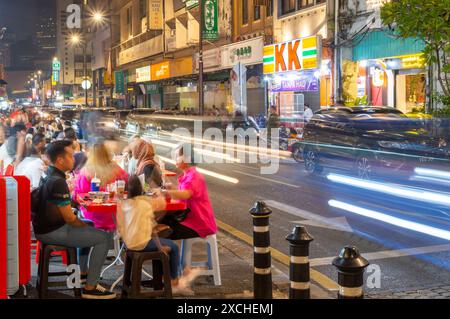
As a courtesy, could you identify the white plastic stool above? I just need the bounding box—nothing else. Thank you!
[180,234,221,286]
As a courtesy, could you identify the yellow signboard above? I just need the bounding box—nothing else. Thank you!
[263,36,320,74]
[150,57,193,81]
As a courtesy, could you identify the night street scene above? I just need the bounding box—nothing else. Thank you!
[0,0,449,312]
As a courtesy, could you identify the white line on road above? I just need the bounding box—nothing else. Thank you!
[329,199,450,241]
[265,200,353,233]
[232,170,301,188]
[310,243,450,267]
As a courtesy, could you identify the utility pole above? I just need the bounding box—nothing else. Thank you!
[198,0,204,116]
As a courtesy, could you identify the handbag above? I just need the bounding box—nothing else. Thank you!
[162,208,190,224]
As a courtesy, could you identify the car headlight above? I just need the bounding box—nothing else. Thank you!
[378,141,408,149]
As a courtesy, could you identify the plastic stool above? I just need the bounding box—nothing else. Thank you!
[121,250,172,299]
[180,234,221,286]
[36,243,81,299]
[35,241,68,265]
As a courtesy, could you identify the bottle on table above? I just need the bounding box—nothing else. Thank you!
[91,174,101,192]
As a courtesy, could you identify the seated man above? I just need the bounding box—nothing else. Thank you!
[32,140,116,299]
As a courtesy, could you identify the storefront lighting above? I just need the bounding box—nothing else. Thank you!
[274,76,282,84]
[287,74,299,81]
[320,60,331,76]
[359,60,368,68]
[313,71,320,79]
[372,68,384,87]
[263,76,270,82]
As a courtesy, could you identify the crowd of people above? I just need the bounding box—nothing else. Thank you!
[0,106,218,299]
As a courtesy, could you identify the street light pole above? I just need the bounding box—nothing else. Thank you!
[83,40,88,107]
[198,0,204,116]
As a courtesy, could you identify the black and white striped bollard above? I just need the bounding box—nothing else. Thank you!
[332,246,369,299]
[249,201,273,299]
[285,225,314,299]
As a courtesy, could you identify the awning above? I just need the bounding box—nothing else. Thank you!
[353,30,425,61]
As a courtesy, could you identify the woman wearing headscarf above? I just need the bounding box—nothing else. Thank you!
[131,139,163,188]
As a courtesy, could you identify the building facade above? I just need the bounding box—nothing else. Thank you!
[56,0,93,102]
[337,0,428,113]
[110,0,232,112]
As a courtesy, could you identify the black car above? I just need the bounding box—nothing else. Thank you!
[300,107,449,179]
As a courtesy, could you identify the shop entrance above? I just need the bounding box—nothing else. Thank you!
[395,70,426,113]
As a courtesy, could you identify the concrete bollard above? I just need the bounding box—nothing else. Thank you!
[332,246,369,299]
[285,225,314,299]
[249,201,273,299]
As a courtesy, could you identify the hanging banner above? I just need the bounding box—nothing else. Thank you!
[149,0,163,30]
[115,71,126,94]
[203,0,219,40]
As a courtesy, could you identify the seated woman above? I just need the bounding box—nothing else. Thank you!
[131,139,163,188]
[73,142,129,231]
[117,175,199,295]
[162,144,218,240]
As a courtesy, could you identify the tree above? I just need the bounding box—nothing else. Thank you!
[381,0,450,101]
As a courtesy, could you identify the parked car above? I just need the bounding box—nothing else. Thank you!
[300,106,449,179]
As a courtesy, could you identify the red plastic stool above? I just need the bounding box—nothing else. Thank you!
[4,164,14,176]
[35,241,68,265]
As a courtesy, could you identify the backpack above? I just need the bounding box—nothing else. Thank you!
[31,175,49,220]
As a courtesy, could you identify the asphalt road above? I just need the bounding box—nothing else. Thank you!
[118,130,450,295]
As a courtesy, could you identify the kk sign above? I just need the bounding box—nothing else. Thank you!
[263,36,321,74]
[203,0,218,40]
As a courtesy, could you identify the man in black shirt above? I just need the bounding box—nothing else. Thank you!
[32,140,116,299]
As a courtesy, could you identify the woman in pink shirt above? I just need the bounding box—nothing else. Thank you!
[73,143,129,231]
[164,144,217,240]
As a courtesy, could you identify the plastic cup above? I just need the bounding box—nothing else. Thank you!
[116,180,125,198]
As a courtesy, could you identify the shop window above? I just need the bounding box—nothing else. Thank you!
[281,0,296,15]
[126,7,133,37]
[298,0,314,9]
[254,5,261,21]
[139,0,147,19]
[267,0,273,17]
[242,0,249,25]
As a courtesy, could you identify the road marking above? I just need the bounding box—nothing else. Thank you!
[232,170,301,188]
[309,243,450,267]
[265,200,353,233]
[329,199,450,241]
[216,219,339,291]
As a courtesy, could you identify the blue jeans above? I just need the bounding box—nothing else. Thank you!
[143,238,180,280]
[76,220,114,275]
[36,224,113,287]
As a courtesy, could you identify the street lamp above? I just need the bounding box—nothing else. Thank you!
[92,11,105,24]
[70,32,88,107]
[70,33,81,45]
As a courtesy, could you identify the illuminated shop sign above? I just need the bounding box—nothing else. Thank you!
[263,36,321,74]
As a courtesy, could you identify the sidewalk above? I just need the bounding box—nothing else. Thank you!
[17,229,332,299]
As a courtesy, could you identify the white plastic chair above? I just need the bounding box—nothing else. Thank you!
[180,234,221,286]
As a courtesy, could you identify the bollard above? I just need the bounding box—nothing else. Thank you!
[285,226,314,299]
[332,246,369,299]
[249,201,273,299]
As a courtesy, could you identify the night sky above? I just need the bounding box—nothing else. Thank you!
[0,0,55,41]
